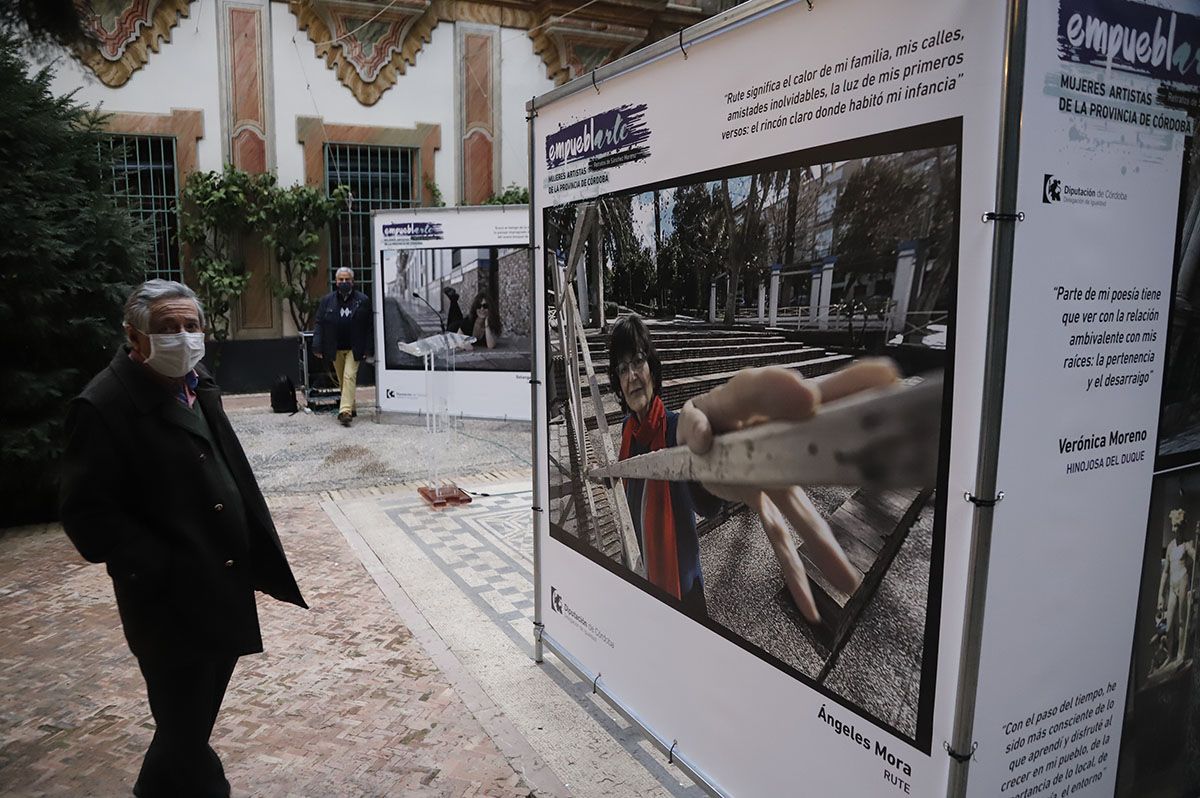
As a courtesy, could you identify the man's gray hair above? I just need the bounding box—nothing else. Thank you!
[335,267,354,279]
[123,280,207,331]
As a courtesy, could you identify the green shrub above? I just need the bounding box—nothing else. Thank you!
[0,36,146,525]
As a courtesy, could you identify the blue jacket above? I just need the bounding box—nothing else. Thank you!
[313,289,373,361]
[621,409,722,616]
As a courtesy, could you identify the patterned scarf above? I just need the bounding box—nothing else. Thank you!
[619,395,681,599]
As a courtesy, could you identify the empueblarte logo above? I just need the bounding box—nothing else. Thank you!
[550,586,563,614]
[381,221,444,242]
[1044,174,1063,203]
[1057,0,1200,87]
[545,104,651,171]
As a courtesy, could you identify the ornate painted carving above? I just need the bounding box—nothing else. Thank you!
[289,0,434,106]
[530,18,647,86]
[290,0,705,101]
[458,25,498,204]
[224,5,270,175]
[73,0,194,87]
[220,3,275,332]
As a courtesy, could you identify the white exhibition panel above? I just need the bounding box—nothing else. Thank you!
[532,0,1008,794]
[374,205,530,250]
[372,205,531,421]
[377,370,532,420]
[966,2,1191,797]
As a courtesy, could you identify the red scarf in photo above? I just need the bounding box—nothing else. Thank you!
[619,395,681,599]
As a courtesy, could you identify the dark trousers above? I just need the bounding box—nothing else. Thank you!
[133,653,239,798]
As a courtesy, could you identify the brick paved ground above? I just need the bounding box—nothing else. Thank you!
[337,482,703,798]
[0,494,532,798]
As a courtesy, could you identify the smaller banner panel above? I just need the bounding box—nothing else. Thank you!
[967,2,1191,797]
[371,206,531,420]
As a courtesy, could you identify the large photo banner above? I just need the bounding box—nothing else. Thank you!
[371,206,531,419]
[965,2,1193,797]
[532,0,1007,794]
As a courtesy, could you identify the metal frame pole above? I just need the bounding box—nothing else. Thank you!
[946,0,1028,793]
[524,76,726,798]
[528,97,545,664]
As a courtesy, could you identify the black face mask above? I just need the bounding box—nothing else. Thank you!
[337,283,352,298]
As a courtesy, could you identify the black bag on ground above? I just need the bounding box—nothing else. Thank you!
[270,375,298,413]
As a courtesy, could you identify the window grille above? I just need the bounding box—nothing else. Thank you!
[99,135,181,282]
[325,143,418,297]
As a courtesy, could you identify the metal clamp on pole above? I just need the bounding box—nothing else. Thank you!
[532,506,544,513]
[964,490,1005,508]
[944,741,978,763]
[529,378,542,386]
[592,672,602,694]
[591,69,600,94]
[532,621,544,642]
[669,740,679,764]
[678,29,688,59]
[981,211,1025,223]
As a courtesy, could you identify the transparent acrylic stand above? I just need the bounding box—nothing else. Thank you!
[397,331,476,508]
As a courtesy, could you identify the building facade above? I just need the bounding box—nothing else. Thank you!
[40,0,727,388]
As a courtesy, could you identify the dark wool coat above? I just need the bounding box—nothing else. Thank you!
[312,289,373,361]
[59,348,307,659]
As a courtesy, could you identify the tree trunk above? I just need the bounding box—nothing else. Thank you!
[783,167,800,269]
[654,190,663,309]
[724,269,739,326]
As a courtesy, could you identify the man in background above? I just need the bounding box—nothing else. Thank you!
[313,267,374,425]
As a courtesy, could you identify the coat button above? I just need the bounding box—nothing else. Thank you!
[199,453,207,462]
[214,503,224,512]
[224,559,234,568]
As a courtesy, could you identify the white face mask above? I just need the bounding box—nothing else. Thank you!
[142,331,207,378]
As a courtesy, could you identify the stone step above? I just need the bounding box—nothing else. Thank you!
[586,340,804,362]
[585,328,786,338]
[582,353,853,430]
[584,331,790,348]
[577,347,832,396]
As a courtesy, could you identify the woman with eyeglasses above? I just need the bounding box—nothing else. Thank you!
[610,313,897,625]
[608,314,721,616]
[457,292,501,349]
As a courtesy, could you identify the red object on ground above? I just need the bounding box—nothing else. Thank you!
[418,485,473,508]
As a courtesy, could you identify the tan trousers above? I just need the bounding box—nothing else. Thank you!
[333,350,359,416]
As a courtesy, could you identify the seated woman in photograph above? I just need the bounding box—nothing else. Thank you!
[609,313,878,624]
[455,292,501,349]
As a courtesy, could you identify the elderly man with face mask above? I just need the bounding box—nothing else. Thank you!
[312,267,374,425]
[59,279,307,798]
